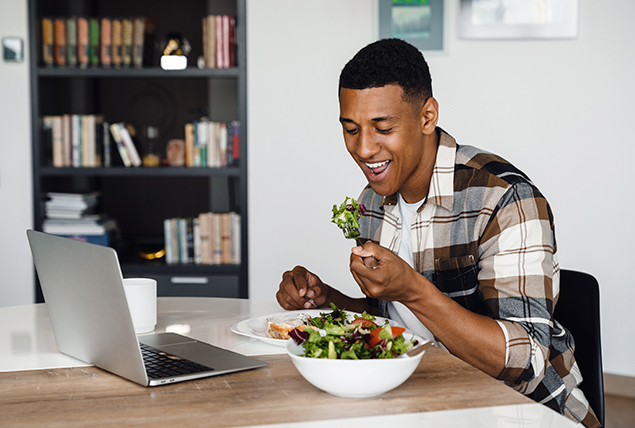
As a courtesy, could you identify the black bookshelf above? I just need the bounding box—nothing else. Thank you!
[28,0,249,303]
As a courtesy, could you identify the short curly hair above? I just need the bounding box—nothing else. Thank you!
[339,38,432,109]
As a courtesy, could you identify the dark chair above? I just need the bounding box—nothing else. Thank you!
[554,269,604,427]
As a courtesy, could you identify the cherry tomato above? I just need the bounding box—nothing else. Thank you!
[368,326,406,347]
[351,318,377,328]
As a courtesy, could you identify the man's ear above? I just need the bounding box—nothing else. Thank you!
[420,97,439,135]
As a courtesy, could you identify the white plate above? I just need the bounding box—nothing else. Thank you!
[230,309,398,347]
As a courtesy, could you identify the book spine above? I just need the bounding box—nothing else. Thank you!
[42,18,54,67]
[215,15,223,69]
[88,18,100,67]
[77,17,89,68]
[100,17,112,67]
[185,123,194,167]
[52,116,64,167]
[71,114,81,167]
[205,15,216,68]
[117,123,142,167]
[102,121,111,167]
[232,212,241,264]
[111,18,122,68]
[132,17,144,68]
[94,116,103,166]
[108,123,132,167]
[81,115,90,166]
[121,18,133,67]
[65,17,77,67]
[54,17,66,67]
[163,219,174,264]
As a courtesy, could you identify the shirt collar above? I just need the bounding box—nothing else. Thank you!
[379,128,456,213]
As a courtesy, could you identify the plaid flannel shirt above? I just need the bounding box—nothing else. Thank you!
[359,129,600,428]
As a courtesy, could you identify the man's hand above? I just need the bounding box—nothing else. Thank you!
[277,266,329,310]
[349,242,420,303]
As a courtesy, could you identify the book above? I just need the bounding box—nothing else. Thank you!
[203,16,216,68]
[132,17,144,68]
[164,211,240,265]
[54,18,66,66]
[121,18,133,68]
[43,217,116,235]
[184,123,194,167]
[111,18,122,68]
[88,18,100,67]
[108,123,132,167]
[42,18,54,67]
[215,15,223,69]
[66,17,78,67]
[102,121,112,167]
[116,123,142,167]
[77,17,89,68]
[71,114,81,167]
[100,17,112,67]
[195,119,209,167]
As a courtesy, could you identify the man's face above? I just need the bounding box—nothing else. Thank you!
[339,85,434,202]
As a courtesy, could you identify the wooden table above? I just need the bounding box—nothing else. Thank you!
[0,298,577,427]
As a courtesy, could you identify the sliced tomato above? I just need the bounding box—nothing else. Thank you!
[368,326,406,348]
[351,317,377,328]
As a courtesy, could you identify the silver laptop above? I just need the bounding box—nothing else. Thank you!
[26,229,267,386]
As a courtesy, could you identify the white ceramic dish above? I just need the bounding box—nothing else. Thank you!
[230,309,397,347]
[286,332,427,398]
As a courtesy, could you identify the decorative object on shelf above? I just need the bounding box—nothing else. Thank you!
[378,0,444,52]
[142,126,161,167]
[458,0,578,39]
[160,33,190,70]
[166,139,185,166]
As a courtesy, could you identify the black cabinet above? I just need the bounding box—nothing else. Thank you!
[28,0,248,301]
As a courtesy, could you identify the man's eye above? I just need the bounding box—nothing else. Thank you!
[345,127,359,135]
[376,128,393,134]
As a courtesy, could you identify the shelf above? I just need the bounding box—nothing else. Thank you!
[36,66,239,79]
[120,261,240,275]
[37,166,241,177]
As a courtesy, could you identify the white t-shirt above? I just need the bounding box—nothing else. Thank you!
[386,193,435,342]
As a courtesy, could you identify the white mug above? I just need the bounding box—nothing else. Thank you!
[122,278,157,334]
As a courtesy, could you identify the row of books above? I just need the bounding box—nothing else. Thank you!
[185,120,240,168]
[202,15,237,69]
[163,212,241,265]
[42,115,142,168]
[41,16,152,68]
[42,191,118,246]
[42,115,241,168]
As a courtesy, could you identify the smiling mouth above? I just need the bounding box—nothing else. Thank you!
[365,160,390,175]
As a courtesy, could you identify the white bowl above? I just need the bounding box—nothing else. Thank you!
[286,333,427,398]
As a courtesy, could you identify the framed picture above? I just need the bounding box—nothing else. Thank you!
[378,0,444,51]
[459,0,578,39]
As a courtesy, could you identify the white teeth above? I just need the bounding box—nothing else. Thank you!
[366,160,389,169]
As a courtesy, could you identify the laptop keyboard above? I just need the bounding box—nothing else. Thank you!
[140,342,214,379]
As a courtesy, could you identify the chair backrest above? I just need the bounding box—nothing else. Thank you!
[554,269,604,427]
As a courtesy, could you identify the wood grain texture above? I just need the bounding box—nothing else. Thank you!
[0,347,532,427]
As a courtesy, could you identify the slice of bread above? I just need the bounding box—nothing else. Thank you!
[266,313,311,339]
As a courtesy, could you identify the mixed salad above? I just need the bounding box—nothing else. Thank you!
[289,304,418,359]
[331,197,366,240]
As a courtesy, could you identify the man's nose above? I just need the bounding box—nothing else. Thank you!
[356,128,380,159]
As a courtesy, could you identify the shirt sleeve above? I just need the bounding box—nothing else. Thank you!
[477,181,558,392]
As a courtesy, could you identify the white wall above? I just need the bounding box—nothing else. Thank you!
[247,0,635,378]
[0,0,34,307]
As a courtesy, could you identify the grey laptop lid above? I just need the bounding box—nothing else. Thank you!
[26,229,266,386]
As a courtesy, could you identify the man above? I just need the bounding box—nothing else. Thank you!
[276,39,600,428]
